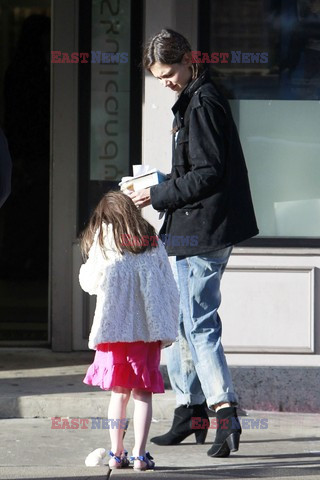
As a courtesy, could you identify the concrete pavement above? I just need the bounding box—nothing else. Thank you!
[0,348,319,479]
[0,413,320,479]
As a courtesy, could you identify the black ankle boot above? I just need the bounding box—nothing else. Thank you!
[150,403,209,445]
[207,406,241,457]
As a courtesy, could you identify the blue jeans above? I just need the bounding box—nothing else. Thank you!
[165,247,238,409]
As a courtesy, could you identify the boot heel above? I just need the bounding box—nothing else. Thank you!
[226,432,240,452]
[150,403,208,446]
[195,428,207,444]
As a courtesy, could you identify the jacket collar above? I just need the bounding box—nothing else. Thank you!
[172,69,210,116]
[171,69,210,128]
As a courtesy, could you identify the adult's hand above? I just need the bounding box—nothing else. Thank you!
[127,188,151,208]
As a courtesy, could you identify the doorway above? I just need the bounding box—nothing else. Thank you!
[0,0,51,345]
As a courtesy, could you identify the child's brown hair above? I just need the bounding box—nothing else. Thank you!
[80,191,158,258]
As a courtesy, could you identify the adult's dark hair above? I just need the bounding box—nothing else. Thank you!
[143,28,202,79]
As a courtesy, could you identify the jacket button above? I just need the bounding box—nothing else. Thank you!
[185,211,189,215]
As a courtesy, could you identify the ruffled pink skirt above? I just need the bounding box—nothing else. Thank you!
[83,341,164,393]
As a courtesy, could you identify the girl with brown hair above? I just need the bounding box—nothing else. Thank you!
[79,191,179,471]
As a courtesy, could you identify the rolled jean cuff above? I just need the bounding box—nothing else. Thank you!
[176,393,206,407]
[206,393,238,410]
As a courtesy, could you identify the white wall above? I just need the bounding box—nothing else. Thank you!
[142,0,198,233]
[223,248,320,367]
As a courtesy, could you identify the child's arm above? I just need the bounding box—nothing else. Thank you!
[79,232,106,295]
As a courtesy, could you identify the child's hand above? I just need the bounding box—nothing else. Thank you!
[128,188,151,208]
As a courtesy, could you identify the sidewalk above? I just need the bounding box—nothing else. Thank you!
[0,349,319,479]
[1,413,320,479]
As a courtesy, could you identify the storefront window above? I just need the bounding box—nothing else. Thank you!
[200,0,320,244]
[90,0,131,181]
[0,2,51,344]
[78,0,142,230]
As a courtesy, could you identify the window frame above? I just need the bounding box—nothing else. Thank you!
[198,0,320,249]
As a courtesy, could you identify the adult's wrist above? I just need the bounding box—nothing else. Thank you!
[150,183,167,211]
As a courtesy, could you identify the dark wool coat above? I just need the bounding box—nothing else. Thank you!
[150,70,259,256]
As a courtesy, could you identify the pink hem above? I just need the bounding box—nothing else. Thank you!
[83,341,164,394]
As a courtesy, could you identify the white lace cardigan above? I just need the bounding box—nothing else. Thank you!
[79,224,179,350]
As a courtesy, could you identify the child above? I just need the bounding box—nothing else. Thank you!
[79,191,179,471]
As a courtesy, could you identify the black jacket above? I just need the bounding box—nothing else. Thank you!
[0,128,12,209]
[150,70,259,256]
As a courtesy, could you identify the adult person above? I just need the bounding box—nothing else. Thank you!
[129,29,259,458]
[0,127,12,208]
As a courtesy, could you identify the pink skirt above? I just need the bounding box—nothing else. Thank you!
[83,341,164,393]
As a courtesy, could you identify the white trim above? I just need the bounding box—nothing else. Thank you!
[233,247,320,256]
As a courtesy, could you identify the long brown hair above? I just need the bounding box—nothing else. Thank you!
[143,28,203,80]
[80,191,157,258]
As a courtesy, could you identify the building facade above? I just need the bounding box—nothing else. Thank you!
[1,0,320,411]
